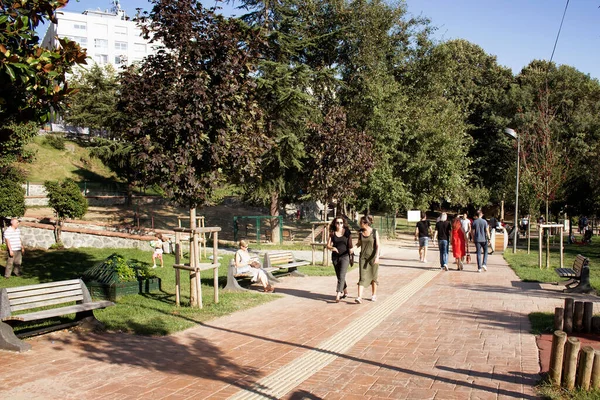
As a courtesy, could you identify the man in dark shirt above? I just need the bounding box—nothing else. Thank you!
[433,213,452,271]
[414,212,431,263]
[472,210,490,272]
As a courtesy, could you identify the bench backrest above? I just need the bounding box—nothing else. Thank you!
[0,279,91,320]
[573,255,589,274]
[264,251,295,268]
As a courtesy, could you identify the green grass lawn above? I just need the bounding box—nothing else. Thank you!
[504,236,600,290]
[21,136,117,183]
[0,248,295,336]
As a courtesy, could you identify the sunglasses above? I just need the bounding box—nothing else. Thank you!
[335,221,344,225]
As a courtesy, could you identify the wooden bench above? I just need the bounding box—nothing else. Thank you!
[555,254,592,294]
[0,279,114,352]
[263,251,309,277]
[224,259,280,292]
[224,251,309,292]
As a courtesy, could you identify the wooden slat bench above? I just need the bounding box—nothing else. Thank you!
[555,254,592,294]
[263,251,309,277]
[224,251,309,292]
[0,279,114,351]
[224,259,279,292]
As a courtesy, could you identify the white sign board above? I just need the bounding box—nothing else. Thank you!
[407,210,421,222]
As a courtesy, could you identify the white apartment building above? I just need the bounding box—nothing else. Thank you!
[41,3,156,68]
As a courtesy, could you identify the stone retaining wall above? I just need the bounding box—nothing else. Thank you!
[20,222,157,250]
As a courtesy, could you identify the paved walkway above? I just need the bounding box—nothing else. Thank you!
[1,244,598,399]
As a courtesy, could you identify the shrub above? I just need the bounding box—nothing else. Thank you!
[83,253,156,283]
[43,134,66,150]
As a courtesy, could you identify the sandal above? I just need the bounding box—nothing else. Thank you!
[341,293,347,299]
[335,293,341,303]
[355,297,362,304]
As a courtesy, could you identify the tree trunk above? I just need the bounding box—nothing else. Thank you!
[55,220,63,244]
[189,207,198,306]
[270,191,280,244]
[126,182,133,206]
[546,198,550,269]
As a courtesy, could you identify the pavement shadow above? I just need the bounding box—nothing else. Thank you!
[49,329,280,399]
[453,281,600,302]
[42,297,539,399]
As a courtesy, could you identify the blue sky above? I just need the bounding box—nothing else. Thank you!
[59,0,600,79]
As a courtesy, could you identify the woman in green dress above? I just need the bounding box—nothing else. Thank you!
[353,215,380,304]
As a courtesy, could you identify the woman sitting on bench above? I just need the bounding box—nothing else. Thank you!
[235,240,274,293]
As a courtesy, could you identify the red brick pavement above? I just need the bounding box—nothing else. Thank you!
[0,244,595,399]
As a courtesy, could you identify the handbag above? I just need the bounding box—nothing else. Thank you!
[349,253,355,267]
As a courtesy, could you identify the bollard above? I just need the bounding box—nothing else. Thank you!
[592,350,600,389]
[563,337,581,390]
[549,330,567,385]
[554,308,564,331]
[577,346,595,390]
[584,302,593,333]
[564,298,574,334]
[574,301,584,333]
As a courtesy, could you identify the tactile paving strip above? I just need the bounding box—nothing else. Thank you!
[229,269,440,399]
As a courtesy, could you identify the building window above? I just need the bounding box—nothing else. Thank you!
[73,23,86,31]
[94,39,108,50]
[94,54,108,65]
[115,41,127,51]
[114,55,127,65]
[134,43,146,53]
[65,36,87,47]
[114,26,127,35]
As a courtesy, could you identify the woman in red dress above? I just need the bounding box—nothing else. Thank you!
[452,216,466,270]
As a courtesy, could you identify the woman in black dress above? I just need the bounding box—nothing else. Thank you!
[326,216,353,302]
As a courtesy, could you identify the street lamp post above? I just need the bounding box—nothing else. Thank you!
[504,128,520,253]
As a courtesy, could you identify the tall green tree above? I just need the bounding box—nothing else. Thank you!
[409,39,514,205]
[62,64,121,136]
[235,0,324,236]
[44,178,88,243]
[0,0,86,168]
[513,60,600,216]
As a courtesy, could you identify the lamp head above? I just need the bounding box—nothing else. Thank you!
[504,128,517,139]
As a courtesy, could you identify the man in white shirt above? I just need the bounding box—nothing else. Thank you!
[4,218,24,278]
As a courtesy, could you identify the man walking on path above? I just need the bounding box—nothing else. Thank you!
[472,210,490,272]
[4,218,24,278]
[414,212,431,263]
[433,213,451,271]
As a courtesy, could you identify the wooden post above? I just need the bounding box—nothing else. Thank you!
[560,226,564,269]
[549,330,567,385]
[592,350,600,389]
[175,231,181,307]
[213,231,219,304]
[322,226,328,267]
[311,224,316,266]
[593,317,600,334]
[189,208,198,307]
[194,231,202,309]
[577,346,595,390]
[554,307,564,331]
[584,302,594,333]
[563,337,581,390]
[539,227,543,269]
[527,218,531,254]
[574,301,584,333]
[564,298,574,334]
